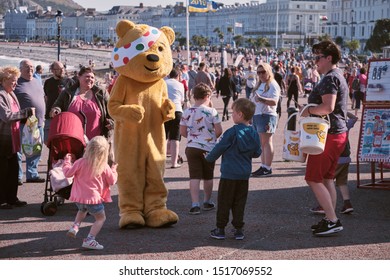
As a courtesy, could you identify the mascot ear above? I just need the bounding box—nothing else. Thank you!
[160,26,175,45]
[116,20,135,38]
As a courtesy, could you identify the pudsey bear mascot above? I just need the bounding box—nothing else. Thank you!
[108,20,179,228]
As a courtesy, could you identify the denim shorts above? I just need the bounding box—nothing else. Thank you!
[75,202,104,214]
[252,114,278,134]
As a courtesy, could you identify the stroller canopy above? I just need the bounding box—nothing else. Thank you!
[47,112,86,148]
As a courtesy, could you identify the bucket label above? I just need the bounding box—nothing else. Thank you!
[303,123,327,144]
[287,143,300,156]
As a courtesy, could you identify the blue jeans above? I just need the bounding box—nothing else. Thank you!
[18,124,44,181]
[245,86,253,99]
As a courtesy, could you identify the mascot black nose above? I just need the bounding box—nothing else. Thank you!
[147,54,159,62]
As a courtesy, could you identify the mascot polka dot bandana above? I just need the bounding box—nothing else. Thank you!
[111,26,162,68]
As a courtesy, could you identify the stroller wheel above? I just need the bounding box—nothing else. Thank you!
[55,196,65,206]
[42,201,57,216]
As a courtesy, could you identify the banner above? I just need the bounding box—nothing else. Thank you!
[319,15,328,21]
[234,22,243,28]
[188,0,221,13]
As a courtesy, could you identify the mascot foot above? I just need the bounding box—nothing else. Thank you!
[145,209,179,228]
[119,212,145,229]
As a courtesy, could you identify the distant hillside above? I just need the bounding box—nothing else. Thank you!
[0,0,83,14]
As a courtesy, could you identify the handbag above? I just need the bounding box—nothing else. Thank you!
[22,115,42,157]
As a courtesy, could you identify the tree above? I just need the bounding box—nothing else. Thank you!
[335,36,344,47]
[213,27,224,41]
[365,19,390,52]
[318,34,332,42]
[233,35,244,47]
[191,35,208,48]
[177,37,187,47]
[345,40,360,53]
[246,38,255,48]
[255,37,269,49]
[227,26,233,45]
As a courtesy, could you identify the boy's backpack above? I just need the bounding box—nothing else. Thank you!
[352,76,360,91]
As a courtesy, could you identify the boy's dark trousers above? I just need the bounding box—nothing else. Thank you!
[216,178,249,229]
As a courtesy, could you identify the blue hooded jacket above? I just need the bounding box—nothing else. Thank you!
[206,123,261,180]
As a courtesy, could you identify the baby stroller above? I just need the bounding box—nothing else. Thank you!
[41,112,86,216]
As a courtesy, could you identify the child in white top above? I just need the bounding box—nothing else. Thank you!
[63,136,117,250]
[180,83,223,215]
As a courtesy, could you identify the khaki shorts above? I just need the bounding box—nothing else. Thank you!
[334,163,349,187]
[185,147,215,180]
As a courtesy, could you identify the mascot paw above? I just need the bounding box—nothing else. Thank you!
[145,209,179,228]
[119,212,145,229]
[162,99,175,121]
[129,104,145,122]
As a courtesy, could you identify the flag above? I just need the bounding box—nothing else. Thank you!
[188,1,223,13]
[234,22,243,28]
[319,15,328,21]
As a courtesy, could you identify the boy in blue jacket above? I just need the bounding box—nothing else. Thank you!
[205,98,261,240]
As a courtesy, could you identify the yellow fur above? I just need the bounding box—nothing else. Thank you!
[108,20,178,228]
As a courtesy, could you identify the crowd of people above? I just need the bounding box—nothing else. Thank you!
[0,39,369,249]
[174,40,367,239]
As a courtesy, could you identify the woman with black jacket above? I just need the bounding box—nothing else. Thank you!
[50,66,113,140]
[216,68,236,121]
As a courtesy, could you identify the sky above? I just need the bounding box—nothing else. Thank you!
[75,0,254,11]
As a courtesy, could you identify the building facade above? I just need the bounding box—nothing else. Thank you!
[3,1,389,51]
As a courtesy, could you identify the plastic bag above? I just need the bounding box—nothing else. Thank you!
[22,115,42,157]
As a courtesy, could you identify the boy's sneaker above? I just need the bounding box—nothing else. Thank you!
[233,228,244,240]
[251,167,272,177]
[66,226,79,238]
[310,205,325,214]
[210,228,225,240]
[189,206,201,215]
[203,202,215,211]
[340,202,354,214]
[312,218,343,236]
[82,239,104,250]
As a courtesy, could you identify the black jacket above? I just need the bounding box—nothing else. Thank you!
[216,75,236,97]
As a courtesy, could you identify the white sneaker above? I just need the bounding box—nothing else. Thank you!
[82,239,104,250]
[66,226,79,238]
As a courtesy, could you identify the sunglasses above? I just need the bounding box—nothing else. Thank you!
[314,55,326,61]
[257,70,267,75]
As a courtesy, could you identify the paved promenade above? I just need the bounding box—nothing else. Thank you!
[0,95,389,261]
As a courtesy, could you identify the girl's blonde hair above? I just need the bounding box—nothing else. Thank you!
[253,62,275,93]
[83,136,109,177]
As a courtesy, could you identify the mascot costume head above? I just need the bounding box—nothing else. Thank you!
[108,20,179,228]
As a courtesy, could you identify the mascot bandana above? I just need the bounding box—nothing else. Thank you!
[111,26,162,68]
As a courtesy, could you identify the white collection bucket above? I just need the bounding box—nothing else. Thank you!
[298,104,330,155]
[282,112,307,162]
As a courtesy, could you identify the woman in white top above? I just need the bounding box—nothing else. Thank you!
[250,62,281,177]
[164,68,185,168]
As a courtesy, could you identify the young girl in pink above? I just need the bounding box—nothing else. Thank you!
[63,136,117,250]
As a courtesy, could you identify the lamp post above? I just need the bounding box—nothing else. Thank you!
[299,15,303,47]
[350,9,354,41]
[55,10,63,61]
